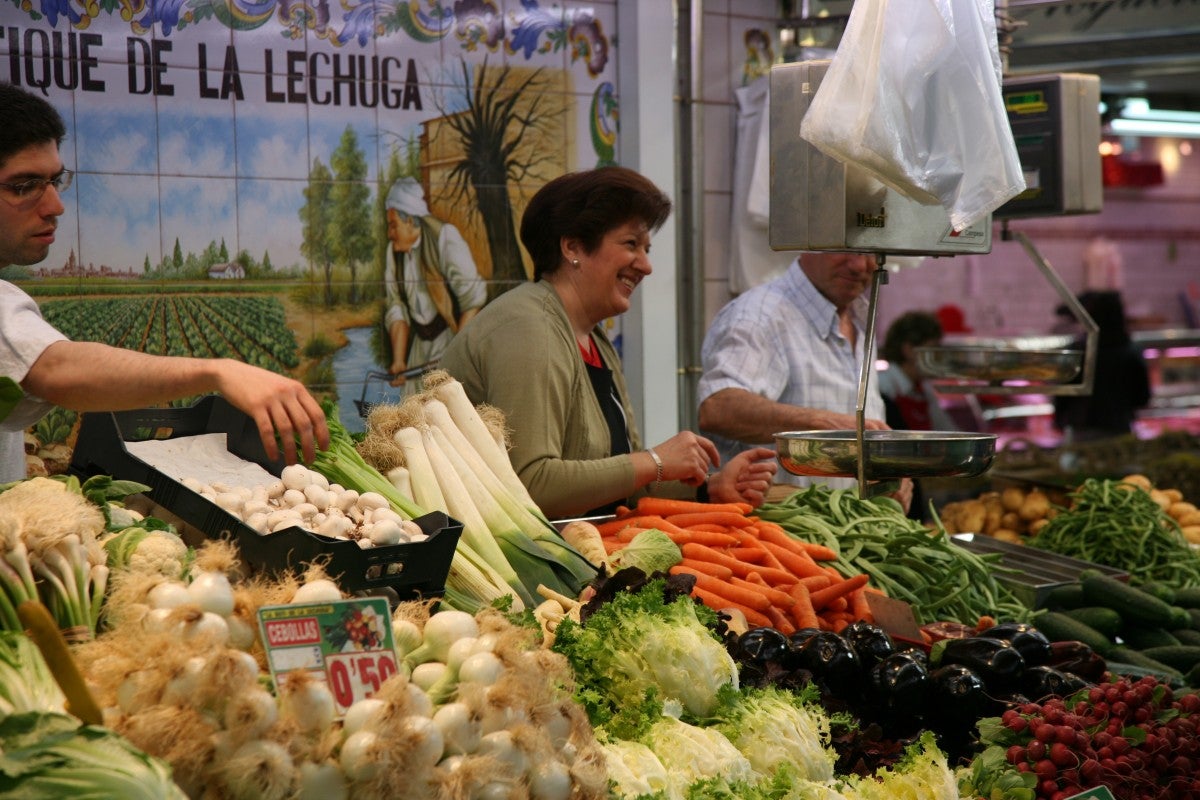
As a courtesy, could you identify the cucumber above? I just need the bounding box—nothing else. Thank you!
[1063,606,1123,638]
[1188,608,1200,632]
[1080,570,1178,629]
[1119,627,1181,650]
[1032,610,1114,656]
[1042,582,1086,611]
[1173,587,1200,609]
[1107,646,1184,682]
[1171,628,1200,647]
[1139,582,1178,604]
[1141,645,1200,672]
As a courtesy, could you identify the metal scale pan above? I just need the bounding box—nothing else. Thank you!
[773,266,998,490]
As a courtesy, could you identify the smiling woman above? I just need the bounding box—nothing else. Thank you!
[439,166,777,519]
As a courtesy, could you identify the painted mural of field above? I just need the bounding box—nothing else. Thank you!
[39,295,301,373]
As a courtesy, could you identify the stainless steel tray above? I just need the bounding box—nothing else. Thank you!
[775,430,997,480]
[914,344,1083,385]
[951,533,1128,608]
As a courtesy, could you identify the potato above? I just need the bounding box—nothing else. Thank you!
[1163,488,1184,504]
[1122,474,1153,491]
[1177,511,1200,528]
[1001,511,1022,532]
[1018,490,1051,522]
[1149,488,1173,511]
[1168,502,1198,522]
[992,529,1023,545]
[1000,487,1026,512]
[1028,518,1049,536]
[1182,525,1200,545]
[960,502,987,534]
[984,506,1004,535]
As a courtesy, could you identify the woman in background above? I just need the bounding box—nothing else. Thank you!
[1054,291,1151,441]
[440,167,776,519]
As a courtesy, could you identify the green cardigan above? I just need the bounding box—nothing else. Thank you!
[440,280,686,519]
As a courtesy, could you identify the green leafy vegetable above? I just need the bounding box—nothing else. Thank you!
[608,529,682,576]
[0,632,66,720]
[552,578,738,735]
[0,712,187,799]
[839,731,960,800]
[717,685,836,784]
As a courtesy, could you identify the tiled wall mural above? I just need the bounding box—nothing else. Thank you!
[1,0,619,432]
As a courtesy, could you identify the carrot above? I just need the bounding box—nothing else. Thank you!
[731,576,795,608]
[830,616,851,634]
[691,586,772,627]
[616,525,653,543]
[765,606,796,635]
[808,574,871,611]
[799,575,831,590]
[745,533,786,571]
[636,497,752,517]
[826,596,849,613]
[788,583,820,630]
[681,544,798,585]
[758,540,827,579]
[677,570,771,611]
[596,518,634,538]
[850,588,873,624]
[673,530,741,548]
[728,546,768,564]
[667,511,754,529]
[688,523,735,533]
[753,519,839,562]
[677,558,734,580]
[602,538,624,554]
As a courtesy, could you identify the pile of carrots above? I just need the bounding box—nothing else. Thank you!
[598,496,877,634]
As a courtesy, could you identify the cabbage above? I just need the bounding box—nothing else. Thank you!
[552,579,738,731]
[644,715,753,794]
[840,731,958,800]
[718,686,836,783]
[608,529,682,576]
[601,738,675,800]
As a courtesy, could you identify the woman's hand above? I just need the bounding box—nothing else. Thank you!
[707,447,778,508]
[649,432,721,487]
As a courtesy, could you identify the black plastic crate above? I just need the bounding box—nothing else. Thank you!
[69,396,461,599]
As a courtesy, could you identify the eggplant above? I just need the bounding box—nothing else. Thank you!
[868,652,931,730]
[1046,640,1107,682]
[1022,664,1089,700]
[926,664,989,757]
[797,631,862,698]
[736,627,789,665]
[841,621,895,669]
[781,627,822,670]
[936,636,1026,690]
[980,622,1053,667]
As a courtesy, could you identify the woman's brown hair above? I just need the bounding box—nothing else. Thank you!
[520,166,672,281]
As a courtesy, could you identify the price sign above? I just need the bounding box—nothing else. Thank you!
[258,597,397,717]
[1065,788,1116,800]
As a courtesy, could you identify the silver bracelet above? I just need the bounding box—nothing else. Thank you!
[646,448,664,488]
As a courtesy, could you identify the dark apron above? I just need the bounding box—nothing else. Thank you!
[583,359,631,518]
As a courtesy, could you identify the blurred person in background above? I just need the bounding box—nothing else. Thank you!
[1054,290,1151,441]
[877,310,958,433]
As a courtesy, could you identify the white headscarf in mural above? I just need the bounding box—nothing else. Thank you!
[386,178,430,218]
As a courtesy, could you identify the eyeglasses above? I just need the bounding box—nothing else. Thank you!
[0,169,74,203]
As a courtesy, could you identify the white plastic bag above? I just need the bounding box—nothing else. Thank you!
[799,0,1025,232]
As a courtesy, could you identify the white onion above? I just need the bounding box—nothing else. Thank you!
[291,579,343,604]
[342,698,387,737]
[528,760,571,800]
[187,571,236,617]
[433,702,481,755]
[339,730,379,782]
[147,581,191,610]
[296,761,347,800]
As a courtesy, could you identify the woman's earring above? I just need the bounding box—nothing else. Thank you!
[571,259,580,268]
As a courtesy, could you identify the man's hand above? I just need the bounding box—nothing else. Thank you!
[708,447,778,508]
[214,361,330,464]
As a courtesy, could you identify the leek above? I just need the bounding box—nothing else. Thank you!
[312,403,516,613]
[421,427,534,609]
[423,397,597,592]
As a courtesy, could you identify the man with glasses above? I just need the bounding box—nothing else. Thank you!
[0,83,330,482]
